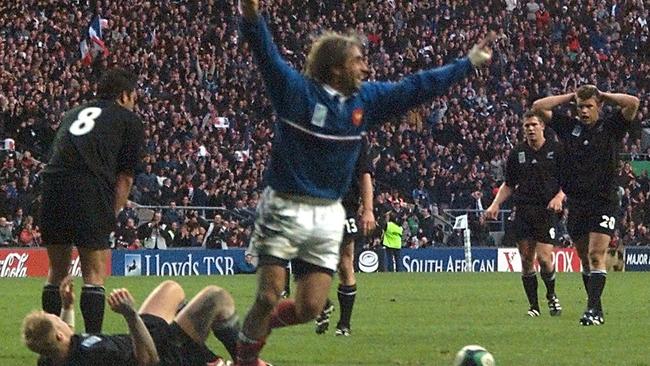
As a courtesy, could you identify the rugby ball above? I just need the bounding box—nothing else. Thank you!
[453,345,495,366]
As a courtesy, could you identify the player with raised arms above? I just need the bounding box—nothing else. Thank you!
[236,0,494,364]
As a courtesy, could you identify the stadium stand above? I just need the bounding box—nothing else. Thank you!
[0,0,647,248]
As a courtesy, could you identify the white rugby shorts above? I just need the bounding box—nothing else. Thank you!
[249,187,345,271]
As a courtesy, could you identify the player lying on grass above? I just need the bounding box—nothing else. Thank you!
[22,277,246,366]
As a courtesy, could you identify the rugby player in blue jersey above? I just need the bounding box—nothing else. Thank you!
[236,1,494,365]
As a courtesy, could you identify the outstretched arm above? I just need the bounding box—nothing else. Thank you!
[365,34,494,124]
[601,92,640,122]
[239,0,305,116]
[531,93,574,121]
[108,289,160,366]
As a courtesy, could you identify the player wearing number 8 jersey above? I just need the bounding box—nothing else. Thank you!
[484,111,565,318]
[40,68,144,334]
[532,85,640,326]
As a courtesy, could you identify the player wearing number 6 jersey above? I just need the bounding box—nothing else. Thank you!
[484,111,565,318]
[40,68,144,334]
[532,85,640,326]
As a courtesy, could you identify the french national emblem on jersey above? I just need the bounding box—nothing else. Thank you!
[518,151,526,164]
[352,108,363,126]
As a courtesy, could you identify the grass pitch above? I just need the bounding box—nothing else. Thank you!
[1,272,648,365]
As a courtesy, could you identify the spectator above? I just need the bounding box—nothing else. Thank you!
[137,212,171,249]
[162,201,183,226]
[18,221,41,247]
[0,0,646,247]
[173,224,199,247]
[202,214,228,249]
[0,217,14,246]
[135,164,160,205]
[117,201,139,227]
[115,218,138,249]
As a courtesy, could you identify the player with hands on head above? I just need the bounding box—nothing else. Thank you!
[531,85,640,325]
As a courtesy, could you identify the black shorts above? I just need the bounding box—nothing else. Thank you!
[40,175,115,249]
[508,205,560,245]
[142,314,218,366]
[342,216,361,242]
[567,201,618,240]
[342,204,361,242]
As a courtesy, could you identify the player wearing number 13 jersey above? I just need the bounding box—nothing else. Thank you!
[40,68,144,334]
[315,136,375,337]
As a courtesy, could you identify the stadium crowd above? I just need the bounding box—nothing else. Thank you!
[0,0,648,249]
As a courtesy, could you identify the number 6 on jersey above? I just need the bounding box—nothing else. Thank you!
[70,107,102,136]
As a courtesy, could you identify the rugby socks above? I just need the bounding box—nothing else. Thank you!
[269,299,300,329]
[588,269,607,313]
[581,270,590,297]
[521,272,539,309]
[540,270,556,299]
[81,285,105,333]
[236,332,266,366]
[212,313,240,361]
[42,284,62,315]
[337,284,357,329]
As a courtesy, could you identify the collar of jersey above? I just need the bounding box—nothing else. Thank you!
[322,84,350,104]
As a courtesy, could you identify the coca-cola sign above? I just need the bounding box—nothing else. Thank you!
[0,252,29,277]
[0,248,111,277]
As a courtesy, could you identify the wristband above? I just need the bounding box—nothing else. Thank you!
[60,308,75,328]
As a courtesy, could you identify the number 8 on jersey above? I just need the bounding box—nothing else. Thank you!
[69,107,102,136]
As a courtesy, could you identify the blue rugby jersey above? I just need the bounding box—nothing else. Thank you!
[240,15,473,199]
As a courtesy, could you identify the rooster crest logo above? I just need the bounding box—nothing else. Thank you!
[352,108,363,126]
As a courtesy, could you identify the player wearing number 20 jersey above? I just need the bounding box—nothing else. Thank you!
[533,85,640,326]
[40,68,144,334]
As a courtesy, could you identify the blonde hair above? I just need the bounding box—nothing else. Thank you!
[304,32,363,84]
[22,311,58,357]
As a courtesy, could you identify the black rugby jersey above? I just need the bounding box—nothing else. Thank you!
[38,334,135,366]
[548,109,630,205]
[342,137,373,213]
[44,100,144,193]
[505,138,564,207]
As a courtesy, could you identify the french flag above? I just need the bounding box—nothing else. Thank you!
[88,15,109,57]
[79,39,92,66]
